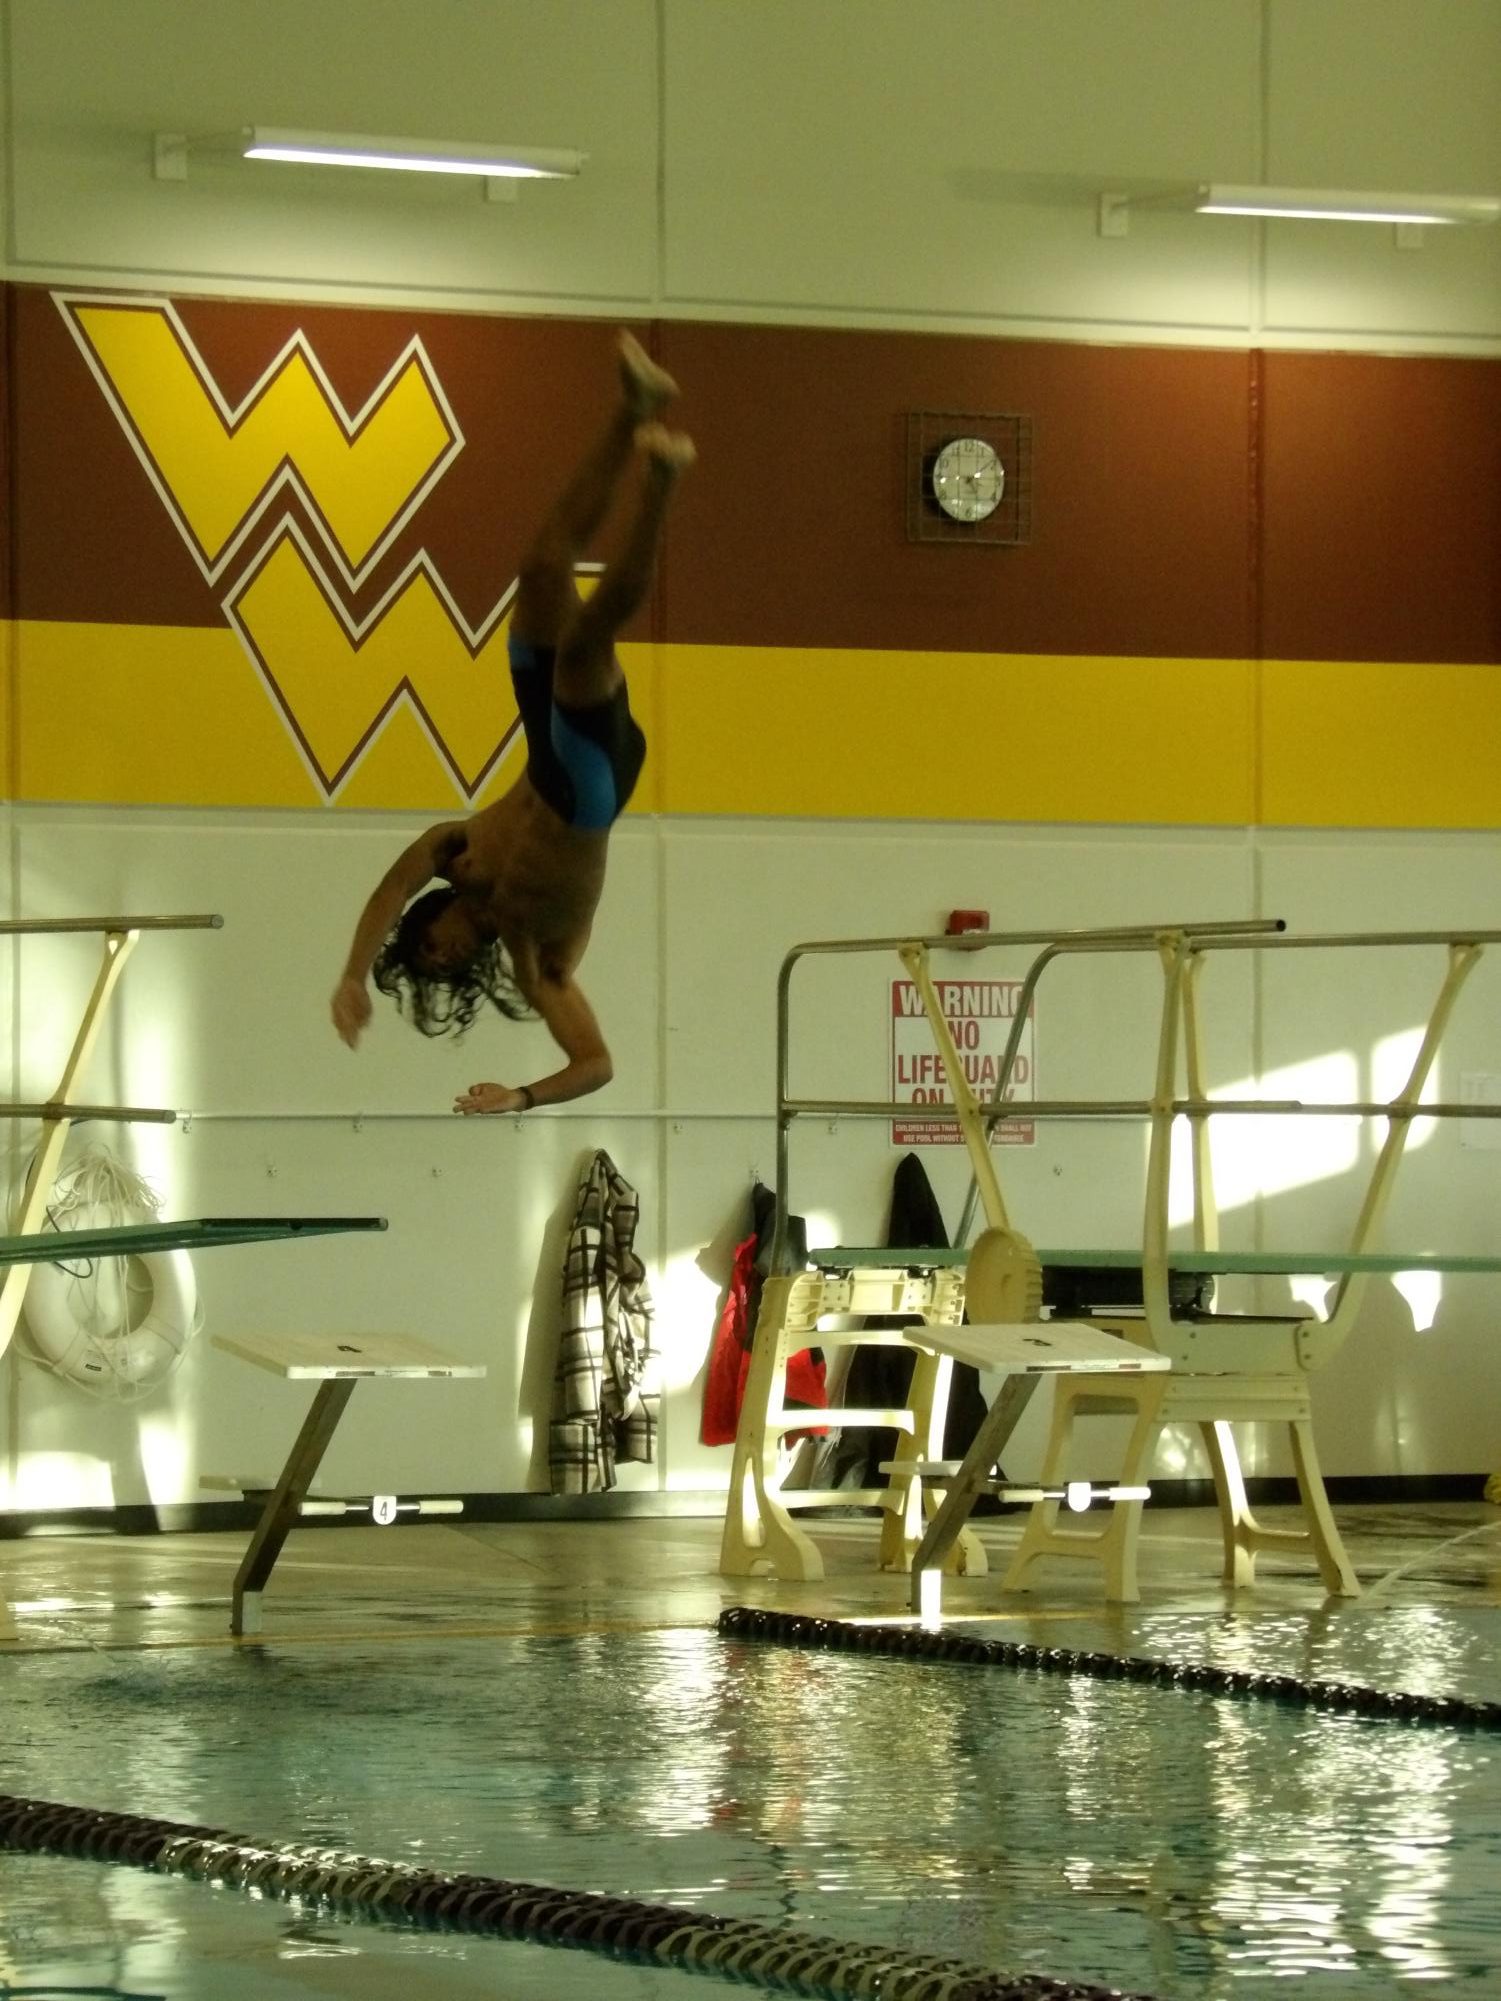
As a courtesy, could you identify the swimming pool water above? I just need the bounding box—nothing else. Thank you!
[2,1612,1499,1997]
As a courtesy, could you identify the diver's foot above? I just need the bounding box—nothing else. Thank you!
[618,330,678,418]
[634,421,696,475]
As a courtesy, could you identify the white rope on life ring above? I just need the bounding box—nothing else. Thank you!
[20,1168,201,1400]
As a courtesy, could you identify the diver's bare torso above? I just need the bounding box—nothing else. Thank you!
[446,772,612,976]
[402,770,618,1114]
[443,773,608,989]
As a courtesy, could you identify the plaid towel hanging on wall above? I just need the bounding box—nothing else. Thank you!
[549,1149,659,1495]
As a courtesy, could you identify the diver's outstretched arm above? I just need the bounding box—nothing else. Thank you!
[331,820,465,1047]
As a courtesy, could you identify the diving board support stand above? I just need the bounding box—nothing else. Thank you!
[0,915,222,1363]
[903,1322,1170,1616]
[1006,933,1488,1602]
[0,915,220,1644]
[211,1331,486,1636]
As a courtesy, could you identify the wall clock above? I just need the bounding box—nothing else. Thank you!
[930,435,1005,522]
[907,411,1033,545]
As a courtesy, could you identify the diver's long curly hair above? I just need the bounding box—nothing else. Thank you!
[371,887,536,1039]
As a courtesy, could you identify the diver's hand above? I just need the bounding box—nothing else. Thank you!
[454,1080,528,1115]
[331,976,372,1049]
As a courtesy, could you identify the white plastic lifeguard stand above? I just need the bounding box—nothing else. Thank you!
[895,1319,1167,1619]
[719,922,1219,1590]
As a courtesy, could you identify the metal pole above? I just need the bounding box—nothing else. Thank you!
[0,915,222,934]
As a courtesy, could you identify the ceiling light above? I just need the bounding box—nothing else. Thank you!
[241,127,585,179]
[152,127,585,184]
[1194,184,1500,225]
[1097,184,1500,237]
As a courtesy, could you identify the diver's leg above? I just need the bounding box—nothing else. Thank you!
[551,423,695,706]
[510,332,678,649]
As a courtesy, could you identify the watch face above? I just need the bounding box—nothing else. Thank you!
[931,436,1005,523]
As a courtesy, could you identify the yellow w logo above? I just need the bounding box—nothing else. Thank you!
[58,295,461,587]
[224,527,603,802]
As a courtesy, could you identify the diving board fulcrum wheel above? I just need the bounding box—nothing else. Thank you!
[966,1226,1044,1323]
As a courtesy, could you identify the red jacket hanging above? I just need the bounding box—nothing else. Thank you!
[701,1228,827,1445]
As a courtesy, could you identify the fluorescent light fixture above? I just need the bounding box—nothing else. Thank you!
[240,126,585,180]
[1194,184,1500,225]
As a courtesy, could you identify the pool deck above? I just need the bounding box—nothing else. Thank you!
[2,1500,1497,1655]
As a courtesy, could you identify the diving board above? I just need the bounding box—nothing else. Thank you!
[0,1216,388,1267]
[817,1245,1501,1276]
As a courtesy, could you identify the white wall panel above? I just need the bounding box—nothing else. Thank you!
[1229,833,1501,1474]
[14,808,664,1118]
[5,0,1499,348]
[5,0,658,305]
[662,0,1261,333]
[4,810,1501,1514]
[1244,0,1501,344]
[1261,223,1501,345]
[661,819,1259,1110]
[1267,0,1501,191]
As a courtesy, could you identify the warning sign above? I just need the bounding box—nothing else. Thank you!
[890,979,1035,1147]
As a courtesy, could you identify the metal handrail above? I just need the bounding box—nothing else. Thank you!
[954,927,1501,1244]
[784,1096,1501,1121]
[772,920,1501,1269]
[0,915,223,933]
[1150,928,1501,952]
[771,918,1281,1270]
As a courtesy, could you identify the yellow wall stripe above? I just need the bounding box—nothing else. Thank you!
[1261,659,1501,830]
[10,621,652,816]
[17,622,325,809]
[656,644,1257,826]
[9,622,1500,830]
[0,618,13,801]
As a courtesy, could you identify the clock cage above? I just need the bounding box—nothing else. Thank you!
[907,410,1033,546]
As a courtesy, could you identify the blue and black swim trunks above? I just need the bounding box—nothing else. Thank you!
[508,633,647,832]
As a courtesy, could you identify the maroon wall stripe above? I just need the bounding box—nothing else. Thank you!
[7,285,1500,668]
[659,321,1257,660]
[1260,351,1501,667]
[0,282,14,625]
